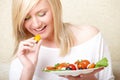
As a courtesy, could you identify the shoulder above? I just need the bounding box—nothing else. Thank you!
[78,25,99,36]
[70,24,100,44]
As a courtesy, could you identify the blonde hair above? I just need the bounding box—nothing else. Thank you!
[12,0,75,56]
[12,0,40,55]
[48,0,75,56]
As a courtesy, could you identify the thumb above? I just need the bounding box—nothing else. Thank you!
[92,67,104,74]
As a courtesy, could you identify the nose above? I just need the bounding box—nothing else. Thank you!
[31,17,41,28]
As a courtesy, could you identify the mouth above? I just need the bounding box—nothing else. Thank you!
[34,25,47,33]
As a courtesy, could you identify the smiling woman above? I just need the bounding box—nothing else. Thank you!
[2,0,119,80]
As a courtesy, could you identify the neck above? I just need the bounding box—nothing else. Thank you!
[41,38,57,48]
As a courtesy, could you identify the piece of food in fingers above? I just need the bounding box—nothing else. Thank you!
[34,34,41,42]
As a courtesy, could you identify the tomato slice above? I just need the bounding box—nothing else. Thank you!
[67,64,77,70]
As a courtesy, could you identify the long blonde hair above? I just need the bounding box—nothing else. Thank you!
[47,0,75,56]
[12,0,75,56]
[12,0,40,55]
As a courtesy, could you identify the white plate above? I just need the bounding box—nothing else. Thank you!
[43,67,102,76]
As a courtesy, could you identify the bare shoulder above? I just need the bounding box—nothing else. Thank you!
[78,25,99,35]
[70,24,100,44]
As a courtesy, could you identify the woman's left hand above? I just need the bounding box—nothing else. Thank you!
[61,67,104,80]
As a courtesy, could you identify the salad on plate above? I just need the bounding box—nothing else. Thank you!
[42,57,108,76]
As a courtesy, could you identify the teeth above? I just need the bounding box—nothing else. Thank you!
[35,26,45,31]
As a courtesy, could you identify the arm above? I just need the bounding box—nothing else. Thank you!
[10,38,41,80]
[9,57,36,80]
[20,66,35,80]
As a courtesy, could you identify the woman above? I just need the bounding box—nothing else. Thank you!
[9,0,114,80]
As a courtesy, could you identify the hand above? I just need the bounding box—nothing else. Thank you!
[17,37,42,80]
[61,67,104,80]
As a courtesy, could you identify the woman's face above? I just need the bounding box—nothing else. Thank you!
[24,0,54,40]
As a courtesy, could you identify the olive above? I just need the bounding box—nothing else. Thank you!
[66,67,72,70]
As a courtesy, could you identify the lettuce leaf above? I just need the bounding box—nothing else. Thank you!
[95,57,108,68]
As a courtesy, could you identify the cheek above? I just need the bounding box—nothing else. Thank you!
[47,19,53,28]
[24,22,30,30]
[23,22,32,34]
[45,11,53,25]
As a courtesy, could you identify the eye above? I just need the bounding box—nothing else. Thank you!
[38,12,46,17]
[25,15,31,21]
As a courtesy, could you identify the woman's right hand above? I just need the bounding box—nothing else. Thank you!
[16,37,42,80]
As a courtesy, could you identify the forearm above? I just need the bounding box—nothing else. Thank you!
[20,67,35,80]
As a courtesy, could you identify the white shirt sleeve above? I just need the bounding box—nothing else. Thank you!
[9,58,23,80]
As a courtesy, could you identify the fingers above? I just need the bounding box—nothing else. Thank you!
[17,39,36,56]
[60,73,98,80]
[17,38,35,66]
[60,75,82,80]
[17,37,42,56]
[91,67,104,74]
[17,37,42,67]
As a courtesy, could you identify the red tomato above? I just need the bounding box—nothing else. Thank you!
[68,64,77,70]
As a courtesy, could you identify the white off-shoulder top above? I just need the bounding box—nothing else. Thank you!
[9,32,115,80]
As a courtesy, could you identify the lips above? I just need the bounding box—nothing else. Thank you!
[34,25,47,32]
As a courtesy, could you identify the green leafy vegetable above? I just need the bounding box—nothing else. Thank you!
[95,57,108,68]
[54,63,60,67]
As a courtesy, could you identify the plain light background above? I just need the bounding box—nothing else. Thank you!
[0,0,120,80]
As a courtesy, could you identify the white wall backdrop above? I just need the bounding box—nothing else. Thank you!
[0,0,120,80]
